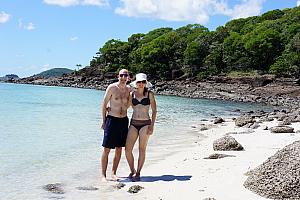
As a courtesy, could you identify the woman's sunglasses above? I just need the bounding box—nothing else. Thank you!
[136,80,147,84]
[119,74,129,77]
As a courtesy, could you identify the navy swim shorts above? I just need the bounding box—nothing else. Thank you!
[102,115,129,149]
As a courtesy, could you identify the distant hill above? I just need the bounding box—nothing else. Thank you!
[35,68,74,78]
[0,74,19,82]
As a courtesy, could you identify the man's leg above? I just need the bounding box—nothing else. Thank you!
[101,147,111,182]
[112,147,122,180]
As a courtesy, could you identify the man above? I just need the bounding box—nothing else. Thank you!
[101,69,131,182]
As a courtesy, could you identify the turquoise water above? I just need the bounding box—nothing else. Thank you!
[0,83,274,199]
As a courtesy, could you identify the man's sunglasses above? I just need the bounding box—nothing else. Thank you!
[119,74,129,77]
[136,80,147,84]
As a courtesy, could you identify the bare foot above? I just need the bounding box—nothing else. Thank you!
[111,174,120,181]
[101,176,108,182]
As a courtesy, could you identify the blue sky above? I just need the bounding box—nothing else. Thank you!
[0,0,299,77]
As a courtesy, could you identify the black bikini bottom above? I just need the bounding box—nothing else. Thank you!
[130,119,151,132]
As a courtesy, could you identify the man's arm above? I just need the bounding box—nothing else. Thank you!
[101,85,113,129]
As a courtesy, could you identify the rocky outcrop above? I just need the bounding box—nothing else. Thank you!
[213,136,244,151]
[13,75,300,108]
[244,141,300,200]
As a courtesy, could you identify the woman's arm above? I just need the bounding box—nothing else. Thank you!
[148,91,157,135]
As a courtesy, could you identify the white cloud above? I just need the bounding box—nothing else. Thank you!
[18,19,36,30]
[297,0,300,6]
[43,0,108,7]
[0,11,10,24]
[225,0,265,19]
[70,36,79,41]
[24,22,35,30]
[115,0,265,24]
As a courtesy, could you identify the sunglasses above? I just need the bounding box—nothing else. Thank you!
[136,80,147,84]
[119,74,129,77]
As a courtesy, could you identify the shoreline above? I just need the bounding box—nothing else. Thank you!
[9,76,300,108]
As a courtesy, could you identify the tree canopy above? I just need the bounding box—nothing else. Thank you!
[89,6,300,80]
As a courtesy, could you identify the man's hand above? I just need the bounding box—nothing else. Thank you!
[101,121,106,130]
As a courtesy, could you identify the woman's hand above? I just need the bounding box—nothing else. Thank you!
[147,125,154,135]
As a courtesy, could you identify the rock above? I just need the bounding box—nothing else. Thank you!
[213,136,244,151]
[269,126,294,133]
[244,141,300,199]
[113,183,126,189]
[213,117,225,124]
[76,186,98,191]
[43,183,64,194]
[235,116,255,127]
[278,119,291,126]
[203,153,235,159]
[128,185,144,193]
[203,198,216,200]
[199,124,216,131]
[250,122,260,129]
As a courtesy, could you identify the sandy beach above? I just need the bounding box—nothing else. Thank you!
[95,117,300,200]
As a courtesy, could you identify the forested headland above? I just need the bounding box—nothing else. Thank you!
[85,6,300,80]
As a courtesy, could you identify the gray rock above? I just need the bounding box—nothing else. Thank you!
[113,183,126,189]
[204,153,235,159]
[203,198,216,200]
[278,117,292,125]
[199,124,216,131]
[269,126,294,133]
[213,117,225,124]
[250,122,260,129]
[213,136,244,151]
[76,186,98,191]
[43,183,64,194]
[235,116,255,127]
[244,141,300,199]
[128,185,144,193]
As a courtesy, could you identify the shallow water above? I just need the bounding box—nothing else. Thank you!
[0,83,275,199]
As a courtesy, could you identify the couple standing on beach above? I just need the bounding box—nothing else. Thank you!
[101,69,157,182]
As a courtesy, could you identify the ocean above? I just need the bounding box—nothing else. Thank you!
[0,83,274,199]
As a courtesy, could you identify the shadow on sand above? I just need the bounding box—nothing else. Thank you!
[121,175,192,182]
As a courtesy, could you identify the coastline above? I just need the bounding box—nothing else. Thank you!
[10,75,300,108]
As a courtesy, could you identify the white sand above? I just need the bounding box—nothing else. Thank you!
[114,119,300,200]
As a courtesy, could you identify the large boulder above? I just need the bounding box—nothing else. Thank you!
[213,136,244,151]
[244,141,300,199]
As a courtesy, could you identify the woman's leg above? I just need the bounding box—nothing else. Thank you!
[125,125,138,177]
[136,125,150,180]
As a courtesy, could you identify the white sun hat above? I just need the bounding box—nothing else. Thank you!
[130,73,153,89]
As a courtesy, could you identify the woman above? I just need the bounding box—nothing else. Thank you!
[125,73,157,181]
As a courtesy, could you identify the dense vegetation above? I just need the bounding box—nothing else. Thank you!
[88,6,300,80]
[36,68,73,78]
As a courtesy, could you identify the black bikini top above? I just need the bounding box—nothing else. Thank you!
[132,92,150,106]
